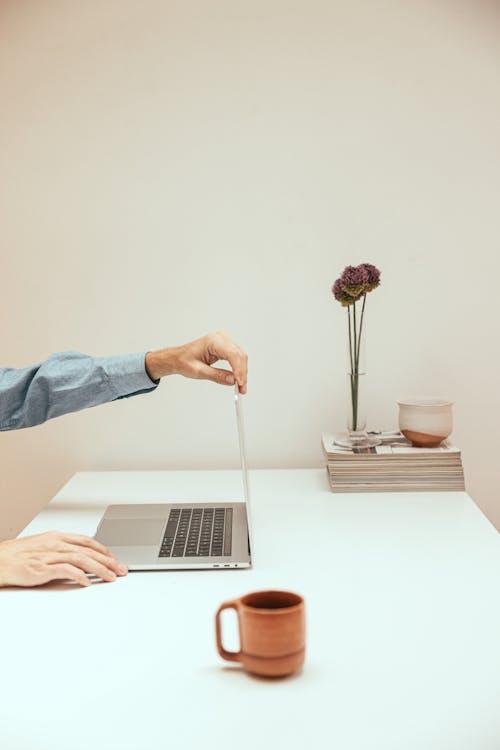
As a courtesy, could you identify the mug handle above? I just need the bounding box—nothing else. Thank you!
[215,600,242,662]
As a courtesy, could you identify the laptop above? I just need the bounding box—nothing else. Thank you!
[94,385,252,570]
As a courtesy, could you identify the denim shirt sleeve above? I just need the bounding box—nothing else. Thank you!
[0,351,159,431]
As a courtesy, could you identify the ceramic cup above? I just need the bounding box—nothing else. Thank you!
[215,590,305,677]
[397,397,453,447]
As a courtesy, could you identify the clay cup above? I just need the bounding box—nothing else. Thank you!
[398,397,453,448]
[215,590,305,677]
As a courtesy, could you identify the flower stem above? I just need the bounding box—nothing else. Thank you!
[353,301,357,374]
[347,306,354,374]
[356,293,366,367]
[347,307,356,430]
[352,301,358,431]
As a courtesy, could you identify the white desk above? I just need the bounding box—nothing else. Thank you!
[2,470,500,750]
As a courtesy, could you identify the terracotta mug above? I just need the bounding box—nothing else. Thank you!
[215,590,305,677]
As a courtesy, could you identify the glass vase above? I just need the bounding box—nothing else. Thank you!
[347,371,367,434]
[334,299,380,450]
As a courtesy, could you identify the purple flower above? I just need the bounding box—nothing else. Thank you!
[331,262,381,307]
[332,278,357,306]
[340,265,370,298]
[359,263,381,292]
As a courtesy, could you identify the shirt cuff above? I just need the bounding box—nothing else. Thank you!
[98,352,160,398]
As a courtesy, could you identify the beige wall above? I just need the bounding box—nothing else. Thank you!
[1,0,499,538]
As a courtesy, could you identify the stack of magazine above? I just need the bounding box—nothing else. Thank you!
[321,432,465,493]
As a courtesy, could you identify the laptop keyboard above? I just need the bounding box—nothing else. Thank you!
[159,507,233,558]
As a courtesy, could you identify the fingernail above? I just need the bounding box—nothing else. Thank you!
[107,572,116,581]
[118,564,128,575]
[225,375,234,384]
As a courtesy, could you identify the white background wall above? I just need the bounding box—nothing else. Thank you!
[1,0,499,539]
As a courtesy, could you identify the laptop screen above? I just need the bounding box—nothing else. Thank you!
[234,385,252,552]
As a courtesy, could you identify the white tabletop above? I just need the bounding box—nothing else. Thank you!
[2,469,500,750]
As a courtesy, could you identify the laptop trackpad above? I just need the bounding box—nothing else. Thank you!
[97,518,163,547]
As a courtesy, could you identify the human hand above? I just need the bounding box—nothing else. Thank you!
[0,531,128,588]
[145,331,248,393]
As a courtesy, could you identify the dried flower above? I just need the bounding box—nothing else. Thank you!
[332,278,358,307]
[331,263,381,306]
[359,263,381,292]
[339,265,370,298]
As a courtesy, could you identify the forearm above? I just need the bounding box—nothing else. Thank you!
[0,351,158,431]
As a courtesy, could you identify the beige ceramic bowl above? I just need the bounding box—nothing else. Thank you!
[397,397,453,448]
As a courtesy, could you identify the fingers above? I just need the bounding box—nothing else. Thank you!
[208,333,248,393]
[55,552,118,582]
[196,364,236,387]
[61,543,128,576]
[57,532,114,558]
[225,349,248,394]
[49,532,128,577]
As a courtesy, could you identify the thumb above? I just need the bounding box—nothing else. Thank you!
[197,364,235,386]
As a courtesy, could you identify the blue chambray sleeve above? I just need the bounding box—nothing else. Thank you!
[0,351,159,431]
